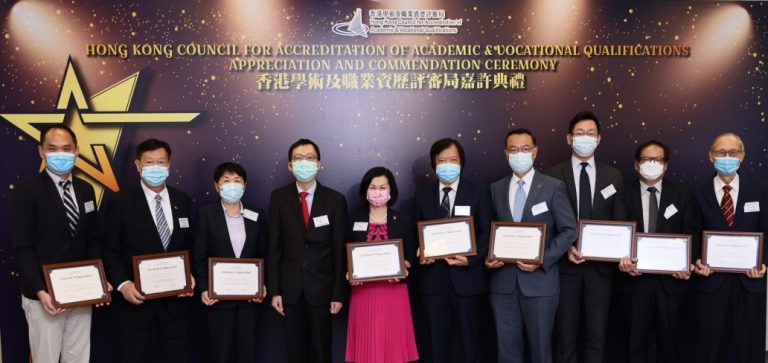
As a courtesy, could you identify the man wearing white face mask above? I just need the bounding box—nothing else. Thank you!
[487,129,577,363]
[267,139,348,363]
[545,111,627,363]
[616,140,697,363]
[103,138,195,363]
[11,125,104,363]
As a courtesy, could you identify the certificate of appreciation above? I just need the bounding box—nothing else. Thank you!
[132,251,193,299]
[702,231,764,273]
[42,259,111,309]
[577,220,636,262]
[633,233,691,274]
[209,258,264,300]
[347,239,406,283]
[418,217,477,260]
[488,222,546,264]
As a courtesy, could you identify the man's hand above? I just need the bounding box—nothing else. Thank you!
[672,270,691,280]
[95,282,113,308]
[250,286,267,303]
[568,246,586,264]
[36,290,65,315]
[445,255,469,267]
[618,256,641,276]
[485,259,505,269]
[201,291,218,306]
[119,282,145,305]
[178,275,195,297]
[746,264,767,279]
[516,261,540,272]
[271,295,285,316]
[694,259,712,277]
[418,248,435,265]
[330,301,342,315]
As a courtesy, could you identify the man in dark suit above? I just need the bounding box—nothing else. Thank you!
[11,125,104,363]
[487,129,577,363]
[103,138,195,363]
[545,111,627,363]
[692,132,768,363]
[616,140,697,363]
[268,139,347,363]
[413,138,492,362]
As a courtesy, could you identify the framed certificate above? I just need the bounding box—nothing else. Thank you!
[702,231,764,273]
[208,258,264,300]
[576,220,636,262]
[132,251,193,299]
[632,233,691,274]
[488,222,546,264]
[418,217,477,260]
[42,259,111,309]
[346,239,407,283]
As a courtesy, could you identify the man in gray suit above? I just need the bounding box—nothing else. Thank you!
[487,128,578,363]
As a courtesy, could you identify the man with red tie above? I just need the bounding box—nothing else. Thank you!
[267,139,348,363]
[692,132,768,363]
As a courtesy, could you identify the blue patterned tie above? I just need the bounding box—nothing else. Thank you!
[512,180,526,222]
[155,195,171,250]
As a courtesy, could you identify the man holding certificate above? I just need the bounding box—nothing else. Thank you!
[11,125,103,363]
[691,133,768,363]
[617,140,697,363]
[544,111,627,363]
[487,129,577,363]
[413,138,492,363]
[103,139,195,363]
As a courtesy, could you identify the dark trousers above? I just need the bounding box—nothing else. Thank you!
[695,275,766,363]
[422,287,484,363]
[553,263,613,363]
[207,305,257,363]
[491,290,558,363]
[284,294,332,363]
[116,299,189,363]
[624,278,683,363]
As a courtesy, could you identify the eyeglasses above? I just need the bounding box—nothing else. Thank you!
[711,149,743,158]
[572,131,597,137]
[291,154,318,162]
[506,146,535,154]
[638,157,665,163]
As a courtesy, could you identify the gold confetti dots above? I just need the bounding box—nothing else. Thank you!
[606,77,612,83]
[131,11,137,18]
[4,33,10,39]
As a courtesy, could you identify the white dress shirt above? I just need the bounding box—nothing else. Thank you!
[571,156,596,212]
[714,174,739,207]
[509,170,535,216]
[46,169,78,212]
[297,181,317,214]
[141,182,174,235]
[438,178,460,211]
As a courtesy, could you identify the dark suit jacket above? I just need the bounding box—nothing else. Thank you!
[192,202,267,310]
[489,172,578,297]
[103,184,193,298]
[413,177,492,296]
[11,172,101,299]
[622,178,698,295]
[267,182,348,306]
[544,160,627,275]
[347,207,418,268]
[693,174,768,293]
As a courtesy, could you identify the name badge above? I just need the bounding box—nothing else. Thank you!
[243,209,259,222]
[313,215,330,227]
[454,205,471,216]
[744,201,760,213]
[353,222,369,231]
[531,202,548,216]
[84,200,95,214]
[179,217,190,228]
[664,204,678,219]
[600,184,617,199]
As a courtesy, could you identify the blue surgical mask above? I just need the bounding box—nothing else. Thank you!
[714,157,740,176]
[572,136,598,158]
[435,163,461,183]
[45,152,76,175]
[141,165,169,187]
[219,182,244,204]
[292,160,318,183]
[508,152,533,174]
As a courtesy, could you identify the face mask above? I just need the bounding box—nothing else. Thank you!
[367,189,391,207]
[572,136,598,158]
[219,182,244,204]
[714,157,740,176]
[45,152,76,175]
[508,152,533,174]
[141,165,169,187]
[435,163,461,183]
[292,160,318,183]
[638,161,665,180]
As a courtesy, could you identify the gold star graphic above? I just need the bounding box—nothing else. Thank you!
[1,57,200,206]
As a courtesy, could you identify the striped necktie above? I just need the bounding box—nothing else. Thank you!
[59,180,78,236]
[720,185,734,228]
[155,194,171,250]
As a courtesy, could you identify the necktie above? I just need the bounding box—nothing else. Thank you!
[720,185,734,228]
[512,180,526,222]
[647,186,658,233]
[440,187,452,218]
[578,162,592,219]
[300,191,310,228]
[155,195,171,250]
[59,180,79,236]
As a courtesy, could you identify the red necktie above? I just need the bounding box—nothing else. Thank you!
[720,185,734,228]
[300,191,310,229]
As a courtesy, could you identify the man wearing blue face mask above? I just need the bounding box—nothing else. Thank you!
[487,129,577,363]
[413,138,493,362]
[103,138,195,363]
[11,125,104,363]
[545,111,627,363]
[267,139,348,363]
[691,132,768,363]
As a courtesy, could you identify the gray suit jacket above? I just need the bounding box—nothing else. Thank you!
[489,171,577,297]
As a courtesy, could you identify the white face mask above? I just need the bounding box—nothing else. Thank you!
[638,161,665,181]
